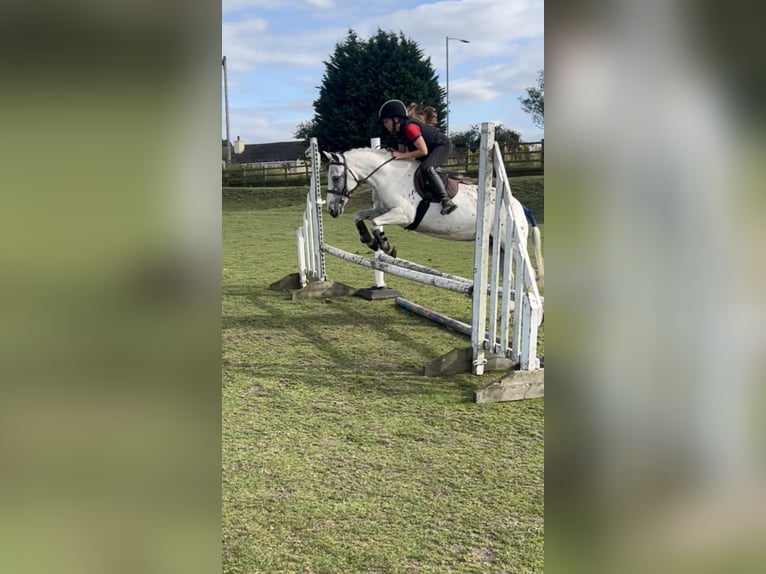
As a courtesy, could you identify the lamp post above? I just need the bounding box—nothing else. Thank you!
[445,36,470,137]
[223,56,231,166]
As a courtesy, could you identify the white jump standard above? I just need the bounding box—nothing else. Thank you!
[285,124,543,401]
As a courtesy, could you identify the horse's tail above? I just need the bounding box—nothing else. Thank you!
[523,205,544,288]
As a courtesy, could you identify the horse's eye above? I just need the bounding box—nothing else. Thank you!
[332,175,340,181]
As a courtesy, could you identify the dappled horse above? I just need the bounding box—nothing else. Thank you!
[323,148,544,286]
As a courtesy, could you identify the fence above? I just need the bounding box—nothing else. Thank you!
[222,140,543,187]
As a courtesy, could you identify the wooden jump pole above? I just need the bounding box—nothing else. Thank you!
[394,297,472,337]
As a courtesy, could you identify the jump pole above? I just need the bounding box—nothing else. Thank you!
[322,245,472,295]
[394,297,510,350]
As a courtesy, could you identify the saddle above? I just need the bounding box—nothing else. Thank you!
[412,166,471,201]
[405,167,473,231]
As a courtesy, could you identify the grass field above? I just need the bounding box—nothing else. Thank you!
[222,178,544,573]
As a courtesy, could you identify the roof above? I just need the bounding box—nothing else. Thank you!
[231,141,310,164]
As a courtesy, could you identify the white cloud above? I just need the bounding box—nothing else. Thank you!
[223,0,286,13]
[305,0,335,8]
[223,0,336,14]
[227,16,268,34]
[223,16,345,72]
[449,78,500,102]
[351,0,543,65]
[229,107,310,143]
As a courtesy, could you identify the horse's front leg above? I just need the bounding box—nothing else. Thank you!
[354,208,383,251]
[370,208,412,257]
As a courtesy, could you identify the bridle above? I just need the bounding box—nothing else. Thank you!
[326,152,395,198]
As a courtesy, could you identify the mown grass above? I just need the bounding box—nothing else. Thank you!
[222,179,544,573]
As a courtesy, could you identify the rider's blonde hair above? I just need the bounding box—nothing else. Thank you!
[407,102,438,125]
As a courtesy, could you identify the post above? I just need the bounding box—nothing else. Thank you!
[471,122,495,375]
[445,36,470,137]
[222,56,231,166]
[445,36,449,137]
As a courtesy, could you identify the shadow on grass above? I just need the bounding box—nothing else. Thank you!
[222,283,480,402]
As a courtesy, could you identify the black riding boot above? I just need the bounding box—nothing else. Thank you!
[428,167,457,215]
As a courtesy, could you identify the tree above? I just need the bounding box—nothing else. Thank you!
[293,120,317,141]
[450,125,480,150]
[494,125,521,151]
[309,29,445,152]
[519,70,544,129]
[450,124,521,151]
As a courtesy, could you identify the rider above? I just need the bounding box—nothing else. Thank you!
[378,99,457,215]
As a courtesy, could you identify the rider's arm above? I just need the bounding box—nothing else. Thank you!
[407,136,428,159]
[394,132,428,160]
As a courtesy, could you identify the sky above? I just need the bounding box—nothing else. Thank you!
[222,0,543,145]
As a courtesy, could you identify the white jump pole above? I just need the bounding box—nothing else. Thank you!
[322,244,472,295]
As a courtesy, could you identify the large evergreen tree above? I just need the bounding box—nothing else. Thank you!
[309,29,445,151]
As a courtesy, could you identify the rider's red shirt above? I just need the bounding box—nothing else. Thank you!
[403,122,423,144]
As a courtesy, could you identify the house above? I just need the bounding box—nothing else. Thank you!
[231,140,310,171]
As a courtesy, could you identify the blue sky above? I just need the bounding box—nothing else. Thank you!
[222,0,543,144]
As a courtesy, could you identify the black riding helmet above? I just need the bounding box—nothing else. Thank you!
[378,99,408,120]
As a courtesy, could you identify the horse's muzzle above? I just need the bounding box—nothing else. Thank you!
[328,206,341,218]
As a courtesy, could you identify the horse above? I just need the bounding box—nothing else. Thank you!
[322,147,544,286]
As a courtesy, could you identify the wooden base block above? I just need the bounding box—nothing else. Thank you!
[423,349,516,377]
[423,347,473,376]
[269,273,302,290]
[355,287,402,300]
[290,280,357,300]
[474,369,544,403]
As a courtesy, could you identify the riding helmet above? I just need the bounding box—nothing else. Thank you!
[378,99,408,120]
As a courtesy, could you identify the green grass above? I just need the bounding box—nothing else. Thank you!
[222,180,544,573]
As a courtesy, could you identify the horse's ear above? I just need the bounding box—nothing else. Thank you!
[322,151,332,161]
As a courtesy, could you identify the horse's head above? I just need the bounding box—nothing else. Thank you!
[322,151,357,218]
[323,148,397,218]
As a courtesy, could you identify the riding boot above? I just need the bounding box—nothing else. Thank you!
[428,167,457,215]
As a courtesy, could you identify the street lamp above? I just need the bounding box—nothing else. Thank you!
[222,56,231,166]
[445,36,470,137]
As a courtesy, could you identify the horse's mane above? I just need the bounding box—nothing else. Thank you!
[346,147,390,155]
[342,147,418,172]
[349,147,417,160]
[346,147,419,164]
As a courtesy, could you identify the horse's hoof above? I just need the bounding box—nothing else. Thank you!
[389,247,397,258]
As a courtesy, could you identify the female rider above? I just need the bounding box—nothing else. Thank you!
[378,99,457,215]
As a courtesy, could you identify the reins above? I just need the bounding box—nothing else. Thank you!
[327,152,395,198]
